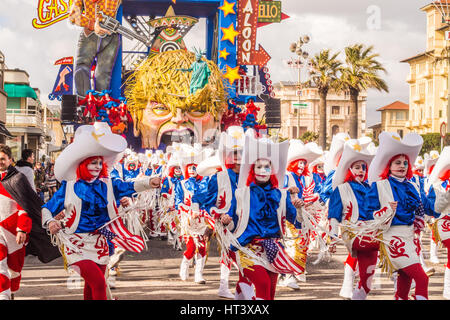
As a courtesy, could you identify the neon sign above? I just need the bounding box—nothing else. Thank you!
[32,0,73,29]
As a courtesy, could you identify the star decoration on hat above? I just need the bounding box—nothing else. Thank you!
[219,0,236,17]
[344,137,350,141]
[392,135,401,141]
[219,48,231,60]
[352,143,362,152]
[231,131,243,139]
[224,65,242,85]
[221,23,239,45]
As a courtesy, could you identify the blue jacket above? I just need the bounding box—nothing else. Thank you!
[328,180,371,222]
[363,176,439,226]
[42,178,137,234]
[228,182,301,248]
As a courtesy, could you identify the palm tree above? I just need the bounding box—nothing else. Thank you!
[340,44,388,138]
[308,49,342,149]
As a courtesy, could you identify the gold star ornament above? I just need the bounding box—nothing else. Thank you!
[219,48,231,60]
[221,23,239,45]
[224,65,242,85]
[219,0,236,17]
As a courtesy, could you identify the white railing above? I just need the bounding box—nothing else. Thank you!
[6,111,44,129]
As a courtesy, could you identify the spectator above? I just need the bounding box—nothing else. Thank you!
[34,161,46,201]
[15,149,36,191]
[45,163,57,198]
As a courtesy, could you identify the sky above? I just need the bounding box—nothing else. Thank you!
[0,0,432,126]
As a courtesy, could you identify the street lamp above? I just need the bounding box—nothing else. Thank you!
[287,35,311,138]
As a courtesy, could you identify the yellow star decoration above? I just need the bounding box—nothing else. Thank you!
[353,143,362,152]
[219,48,231,60]
[344,137,350,141]
[219,0,236,17]
[224,65,242,85]
[221,23,239,45]
[231,131,243,139]
[392,135,401,141]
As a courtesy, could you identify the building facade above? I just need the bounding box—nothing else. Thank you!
[273,81,367,141]
[4,68,46,160]
[377,101,410,138]
[401,2,449,134]
[0,51,13,144]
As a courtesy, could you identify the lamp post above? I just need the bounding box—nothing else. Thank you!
[287,35,311,139]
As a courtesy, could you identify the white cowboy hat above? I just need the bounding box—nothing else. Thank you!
[196,153,222,177]
[287,139,323,165]
[166,151,181,168]
[217,126,246,169]
[424,150,440,176]
[332,139,375,190]
[324,132,351,176]
[368,131,423,184]
[426,146,450,190]
[238,134,289,188]
[125,152,139,167]
[309,154,326,172]
[179,143,208,173]
[54,122,127,182]
[414,155,425,170]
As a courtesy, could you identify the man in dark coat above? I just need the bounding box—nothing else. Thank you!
[0,145,60,299]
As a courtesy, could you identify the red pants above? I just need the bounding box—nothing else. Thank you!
[72,260,107,300]
[243,265,278,300]
[443,239,450,268]
[184,236,206,259]
[395,263,429,300]
[0,243,26,296]
[352,237,379,294]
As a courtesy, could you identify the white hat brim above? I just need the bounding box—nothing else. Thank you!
[368,132,423,184]
[426,146,450,190]
[332,140,375,190]
[197,154,221,177]
[238,135,289,188]
[287,140,323,164]
[54,122,127,182]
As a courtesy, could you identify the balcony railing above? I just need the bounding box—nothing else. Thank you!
[6,108,44,130]
[407,73,416,83]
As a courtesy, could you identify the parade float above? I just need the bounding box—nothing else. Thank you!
[36,0,289,151]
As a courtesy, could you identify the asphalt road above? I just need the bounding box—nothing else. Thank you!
[16,229,449,301]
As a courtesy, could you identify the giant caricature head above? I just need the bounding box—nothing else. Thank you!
[125,50,227,149]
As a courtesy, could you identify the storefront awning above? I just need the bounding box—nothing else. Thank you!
[4,83,37,100]
[0,122,13,138]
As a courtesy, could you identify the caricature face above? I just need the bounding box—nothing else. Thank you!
[139,101,217,149]
[350,160,367,183]
[390,155,408,178]
[126,50,225,150]
[187,164,197,178]
[128,162,137,171]
[174,166,182,177]
[87,157,103,178]
[254,159,272,184]
[315,163,324,173]
[296,159,307,176]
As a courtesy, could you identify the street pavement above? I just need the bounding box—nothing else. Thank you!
[17,229,449,301]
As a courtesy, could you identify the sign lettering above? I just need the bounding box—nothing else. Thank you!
[258,1,281,23]
[32,0,73,29]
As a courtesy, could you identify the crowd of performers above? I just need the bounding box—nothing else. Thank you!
[77,89,133,137]
[1,120,450,301]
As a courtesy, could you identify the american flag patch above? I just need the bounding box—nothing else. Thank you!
[260,239,304,275]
